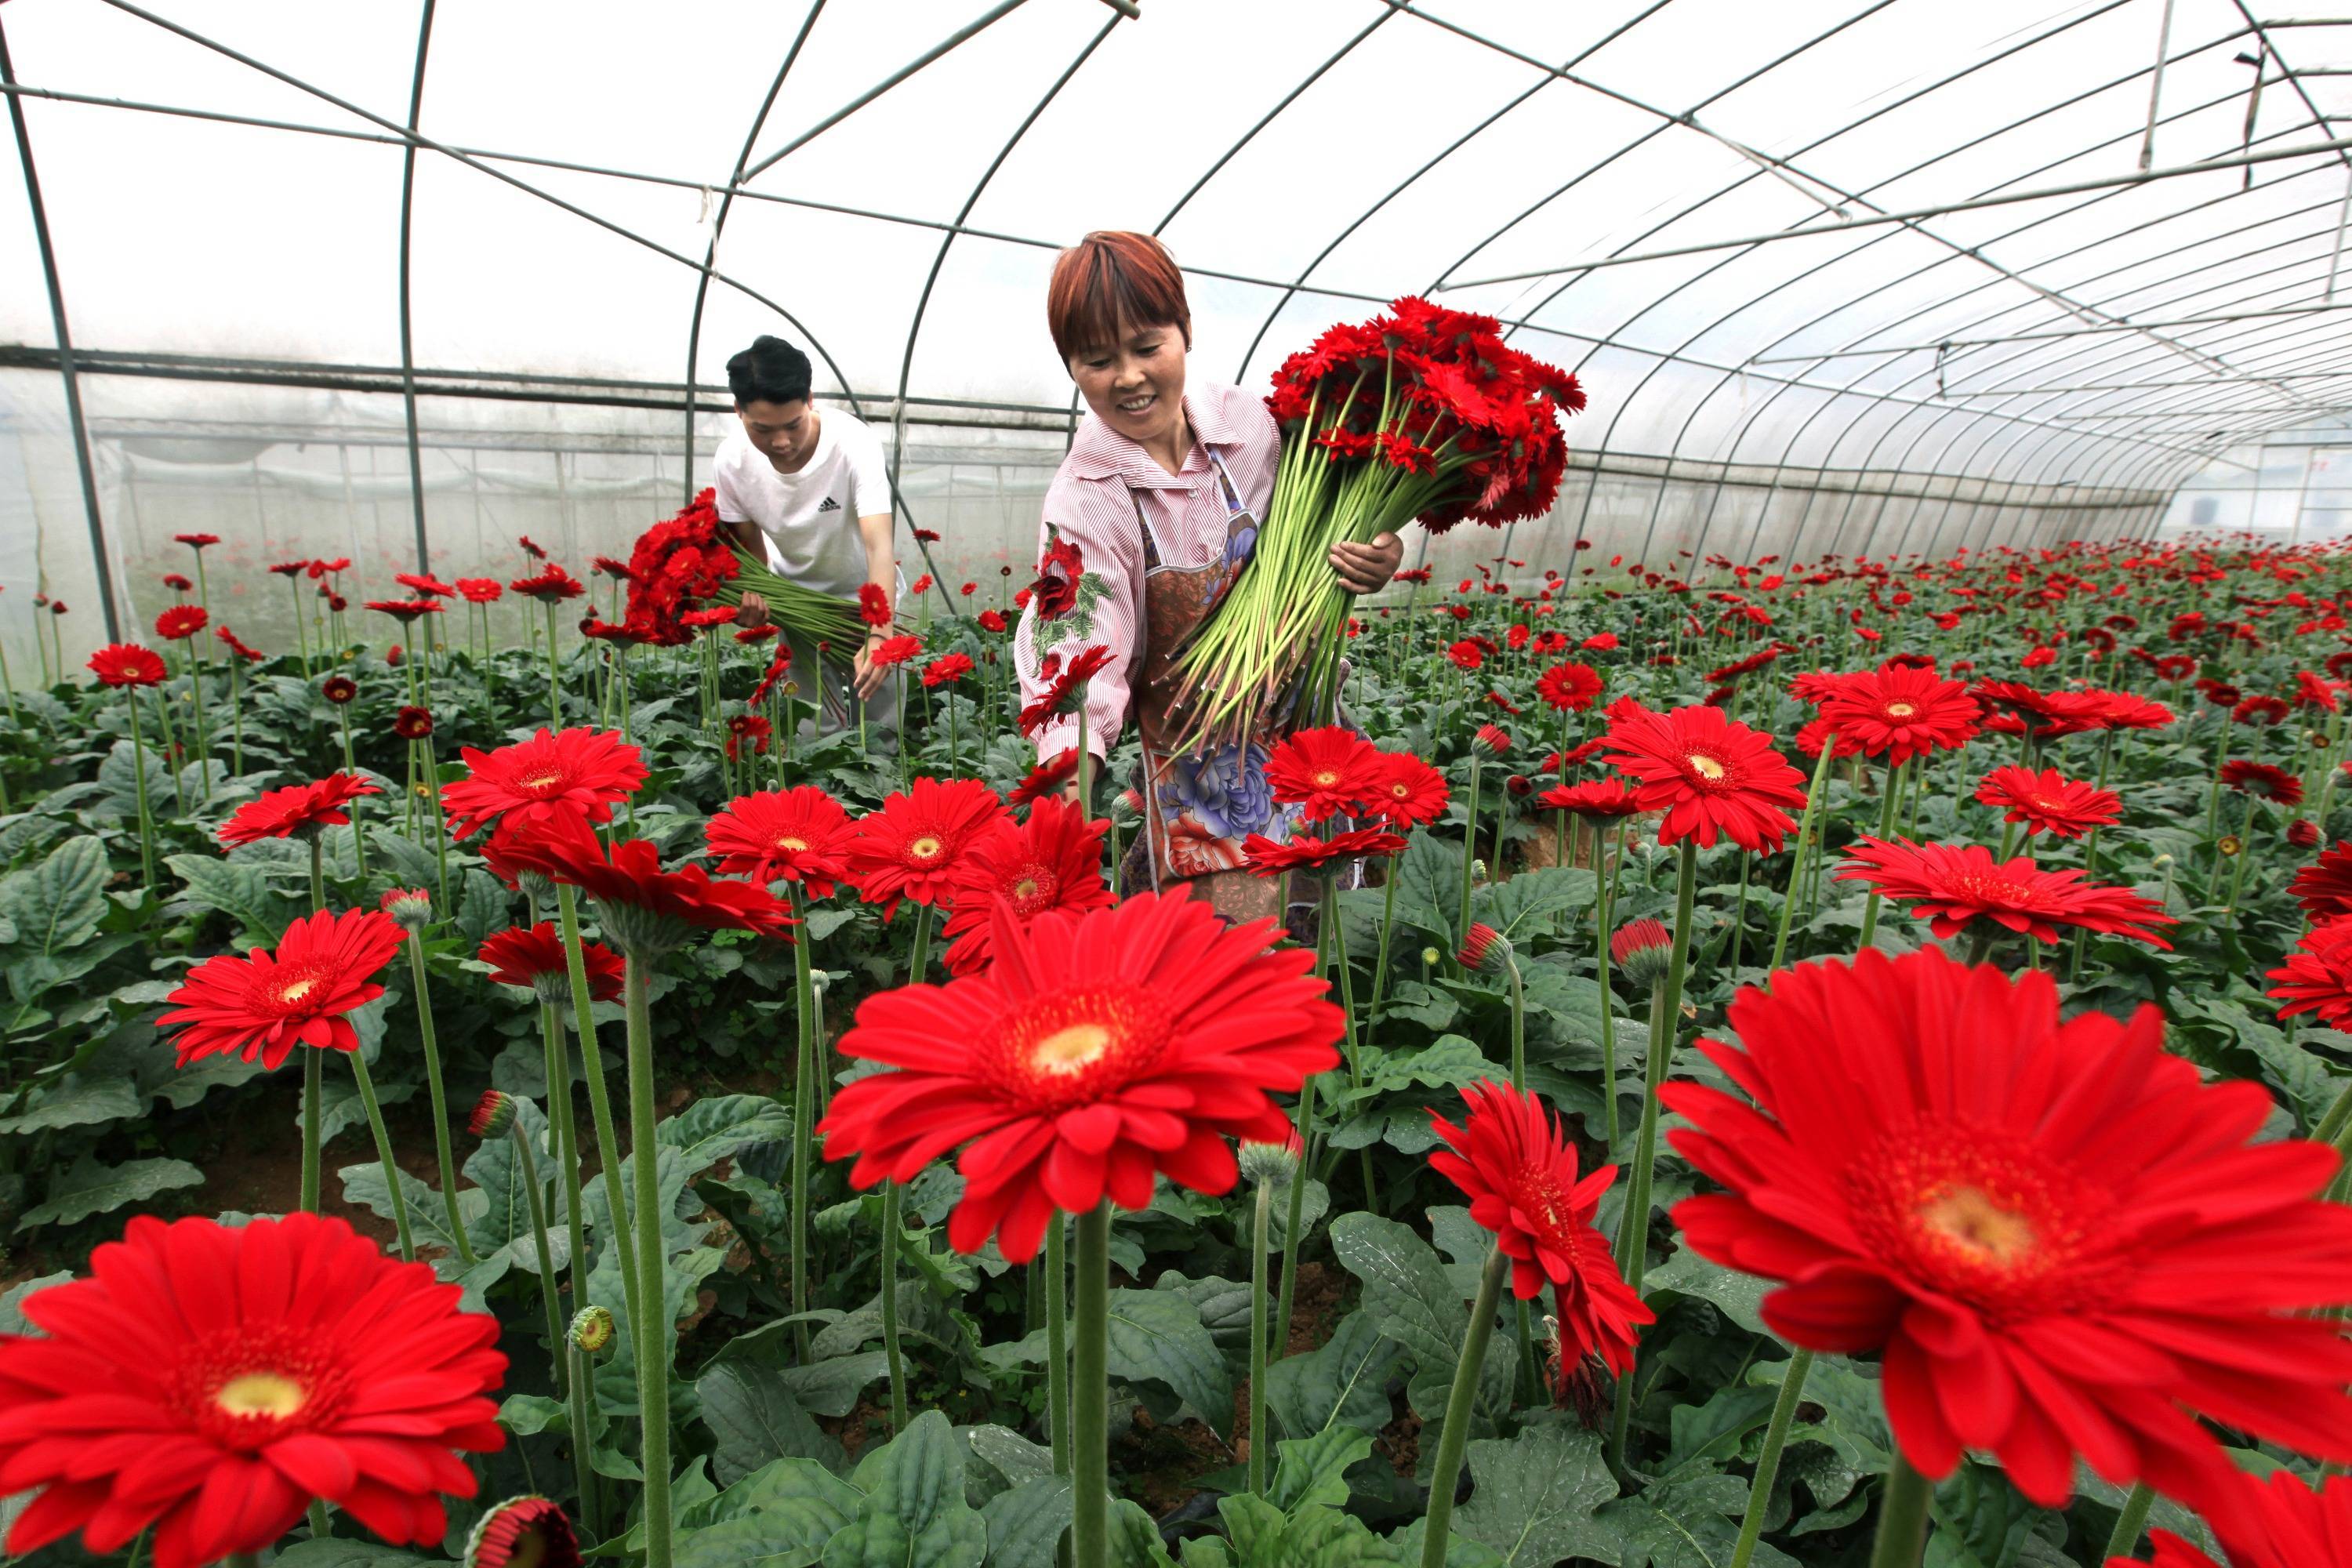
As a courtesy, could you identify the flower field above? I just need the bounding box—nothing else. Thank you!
[2,531,2351,1568]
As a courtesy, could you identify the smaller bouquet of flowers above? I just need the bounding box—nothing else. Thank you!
[622,488,866,648]
[1169,296,1581,752]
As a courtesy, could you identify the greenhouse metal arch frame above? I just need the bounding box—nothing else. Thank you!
[5,0,2350,644]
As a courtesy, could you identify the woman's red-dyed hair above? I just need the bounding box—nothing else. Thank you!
[1046,230,1191,364]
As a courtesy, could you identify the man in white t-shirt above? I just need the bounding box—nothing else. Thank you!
[714,334,901,739]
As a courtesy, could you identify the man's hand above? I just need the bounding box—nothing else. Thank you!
[851,632,888,699]
[735,590,769,629]
[1329,532,1405,595]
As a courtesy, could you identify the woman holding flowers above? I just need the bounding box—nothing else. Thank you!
[1015,230,1403,923]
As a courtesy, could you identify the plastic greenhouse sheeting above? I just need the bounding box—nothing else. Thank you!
[8,0,2352,652]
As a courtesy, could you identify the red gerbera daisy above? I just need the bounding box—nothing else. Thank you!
[818,891,1341,1261]
[922,652,974,688]
[1662,948,2352,1526]
[1363,750,1450,828]
[173,532,220,549]
[2292,841,2352,920]
[321,675,358,704]
[466,1496,581,1568]
[1974,766,2121,840]
[1818,666,1980,765]
[457,578,503,604]
[480,921,623,1006]
[1972,680,2111,739]
[441,728,648,840]
[394,706,434,741]
[493,815,793,956]
[704,786,855,898]
[158,908,404,1069]
[2222,759,2304,806]
[1010,749,1082,808]
[1598,700,1806,852]
[1535,778,1643,819]
[1263,726,1381,823]
[1428,1081,1651,1374]
[0,1211,504,1568]
[2234,695,2292,728]
[1536,660,1603,712]
[1240,829,1407,875]
[509,564,586,603]
[1018,644,1113,736]
[154,604,208,642]
[724,713,771,760]
[938,797,1112,975]
[858,583,892,629]
[869,633,923,670]
[1835,837,2174,948]
[2265,918,2352,1029]
[844,777,1007,918]
[396,572,458,598]
[365,598,444,623]
[2087,688,2176,731]
[217,773,383,847]
[89,643,166,688]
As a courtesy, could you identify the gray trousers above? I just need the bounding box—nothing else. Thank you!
[781,631,900,745]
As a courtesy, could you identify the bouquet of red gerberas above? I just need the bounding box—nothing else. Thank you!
[1168,296,1581,752]
[622,488,865,648]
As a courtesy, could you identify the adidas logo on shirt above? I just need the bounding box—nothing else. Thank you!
[816,495,840,512]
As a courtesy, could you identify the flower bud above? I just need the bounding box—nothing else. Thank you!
[2288,818,2321,849]
[1237,1129,1303,1190]
[1611,917,1675,989]
[1471,858,1489,885]
[1420,947,1442,968]
[466,1088,516,1140]
[465,1496,579,1568]
[379,886,433,933]
[2151,853,2174,869]
[1472,722,1512,759]
[2217,835,2243,858]
[1457,922,1512,975]
[570,1304,615,1354]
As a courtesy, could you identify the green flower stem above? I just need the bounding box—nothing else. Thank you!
[623,956,674,1568]
[1045,1214,1071,1478]
[1274,1071,1318,1387]
[1857,759,1907,949]
[538,1001,590,1330]
[556,885,643,1335]
[2100,1483,2156,1563]
[1247,1177,1274,1498]
[288,574,311,677]
[1726,854,1751,973]
[543,603,564,727]
[1072,1202,1112,1568]
[122,687,158,889]
[508,1109,567,1391]
[1727,1348,1813,1568]
[1319,875,1375,1207]
[1595,820,1624,1149]
[349,1049,415,1261]
[2205,717,2234,839]
[405,932,475,1266]
[1360,867,1402,1054]
[302,837,327,1216]
[1457,754,1483,947]
[1607,837,1699,1474]
[225,652,246,775]
[880,911,932,1434]
[2224,798,2263,922]
[1771,739,1839,973]
[787,884,819,1363]
[2314,1074,2352,1148]
[187,641,212,797]
[1418,1243,1511,1568]
[1868,1453,1933,1568]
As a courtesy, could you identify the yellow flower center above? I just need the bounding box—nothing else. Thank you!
[774,835,808,853]
[520,771,563,795]
[1312,769,1341,788]
[506,1531,550,1568]
[1029,1022,1112,1077]
[908,834,945,864]
[1915,1185,2037,1266]
[1883,701,1917,718]
[1687,752,1726,781]
[213,1371,306,1420]
[278,977,318,1007]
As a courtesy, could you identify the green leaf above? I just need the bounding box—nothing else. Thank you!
[692,1454,862,1532]
[1472,865,1597,941]
[499,1393,567,1436]
[463,1099,568,1271]
[980,1476,1072,1568]
[0,835,107,956]
[19,1154,203,1230]
[456,868,510,949]
[1598,1471,1797,1568]
[1643,1247,1771,1336]
[1264,1311,1399,1442]
[151,1051,265,1110]
[699,1359,845,1485]
[1105,1498,1178,1568]
[659,1093,793,1174]
[779,1350,891,1419]
[0,1271,72,1334]
[1328,1212,1465,1370]
[0,1072,140,1134]
[1269,1426,1374,1512]
[268,1543,435,1568]
[1152,1272,1255,1356]
[338,1160,477,1259]
[164,851,296,943]
[965,1424,1057,1496]
[673,1514,828,1568]
[1449,1422,1621,1566]
[819,1508,985,1568]
[1104,1288,1232,1436]
[827,1413,986,1568]
[96,740,172,819]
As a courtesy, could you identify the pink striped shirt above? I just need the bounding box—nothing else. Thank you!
[1014,382,1282,760]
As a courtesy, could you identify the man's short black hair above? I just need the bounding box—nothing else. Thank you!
[727,335,813,408]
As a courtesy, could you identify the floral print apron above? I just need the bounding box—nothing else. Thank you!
[1127,449,1304,925]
